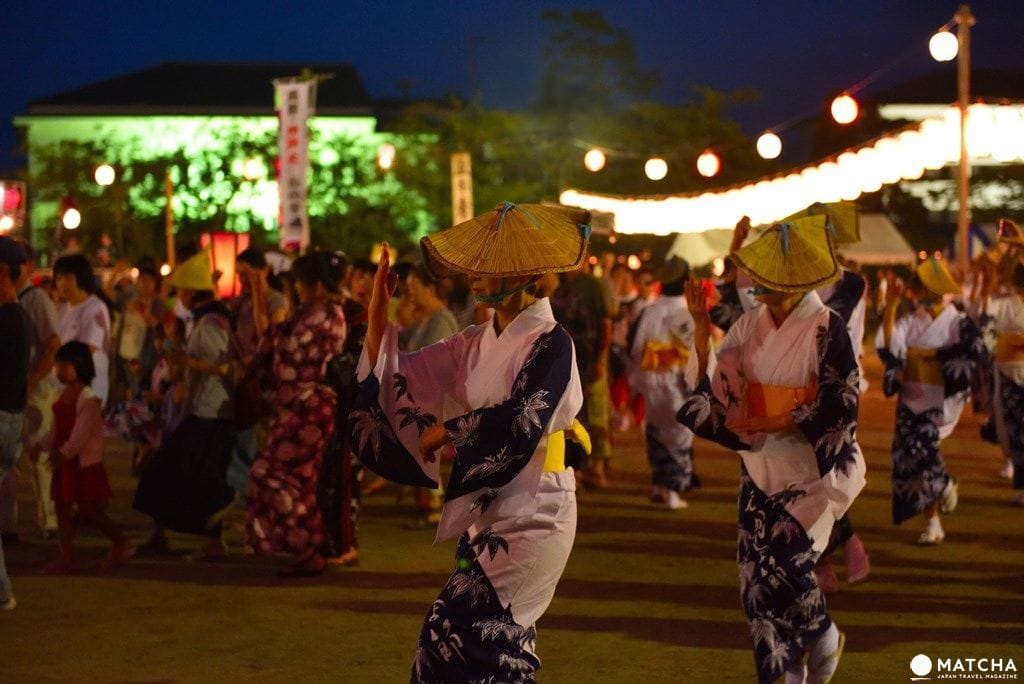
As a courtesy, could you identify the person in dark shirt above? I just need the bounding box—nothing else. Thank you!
[0,236,30,610]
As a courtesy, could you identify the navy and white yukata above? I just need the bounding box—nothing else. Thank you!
[987,294,1024,492]
[875,303,981,524]
[351,298,581,683]
[678,291,866,683]
[629,294,701,496]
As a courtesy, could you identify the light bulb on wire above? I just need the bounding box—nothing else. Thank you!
[696,150,720,178]
[584,148,607,172]
[644,157,668,181]
[831,93,859,125]
[756,132,782,160]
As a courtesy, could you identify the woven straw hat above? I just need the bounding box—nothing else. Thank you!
[916,257,960,296]
[730,214,839,292]
[421,202,592,278]
[169,248,215,292]
[783,201,859,245]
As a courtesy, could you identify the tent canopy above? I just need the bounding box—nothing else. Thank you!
[664,212,916,268]
[838,213,916,266]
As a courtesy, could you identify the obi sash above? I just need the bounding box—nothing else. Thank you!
[543,419,591,472]
[994,336,1024,363]
[641,340,690,371]
[746,381,814,419]
[904,347,943,385]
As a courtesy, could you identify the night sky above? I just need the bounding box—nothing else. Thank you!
[3,0,1023,172]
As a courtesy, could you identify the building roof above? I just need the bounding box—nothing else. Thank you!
[875,68,1024,104]
[26,63,375,116]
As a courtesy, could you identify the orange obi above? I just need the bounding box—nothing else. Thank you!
[904,347,943,385]
[641,340,690,371]
[994,335,1024,363]
[745,381,814,419]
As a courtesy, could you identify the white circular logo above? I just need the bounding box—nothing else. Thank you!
[910,654,933,676]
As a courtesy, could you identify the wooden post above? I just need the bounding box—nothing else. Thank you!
[955,4,975,274]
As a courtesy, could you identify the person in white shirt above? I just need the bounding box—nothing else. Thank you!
[53,254,111,407]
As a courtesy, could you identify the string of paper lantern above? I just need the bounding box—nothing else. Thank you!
[561,103,1024,235]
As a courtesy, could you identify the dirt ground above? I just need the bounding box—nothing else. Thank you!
[2,352,1022,682]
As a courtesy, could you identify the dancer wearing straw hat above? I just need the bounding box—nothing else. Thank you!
[352,202,591,681]
[876,256,982,544]
[712,207,872,591]
[974,218,1024,505]
[678,215,866,684]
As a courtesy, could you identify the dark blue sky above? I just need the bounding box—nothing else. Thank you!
[3,0,1023,171]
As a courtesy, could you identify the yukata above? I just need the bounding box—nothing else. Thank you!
[677,291,866,683]
[352,298,581,683]
[987,294,1024,492]
[629,294,700,496]
[876,303,981,524]
[246,302,346,557]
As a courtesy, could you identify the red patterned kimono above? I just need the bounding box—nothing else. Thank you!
[246,302,346,557]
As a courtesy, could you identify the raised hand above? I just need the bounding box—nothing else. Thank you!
[686,276,711,377]
[419,424,451,464]
[729,216,752,254]
[365,242,399,363]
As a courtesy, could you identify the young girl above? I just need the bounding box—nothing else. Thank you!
[38,341,135,573]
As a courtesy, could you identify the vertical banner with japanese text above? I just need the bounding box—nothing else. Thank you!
[450,152,474,226]
[274,79,314,251]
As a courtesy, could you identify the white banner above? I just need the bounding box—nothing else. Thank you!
[450,151,474,225]
[274,79,314,251]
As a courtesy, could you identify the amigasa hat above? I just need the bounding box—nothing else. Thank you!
[730,214,840,292]
[421,202,592,278]
[916,256,960,296]
[169,248,216,292]
[782,201,859,245]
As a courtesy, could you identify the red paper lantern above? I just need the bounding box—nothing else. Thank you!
[200,231,251,299]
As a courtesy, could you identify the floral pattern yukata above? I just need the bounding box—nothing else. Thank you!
[351,298,582,683]
[629,294,701,495]
[876,304,981,524]
[246,302,346,557]
[677,291,866,683]
[991,294,1024,491]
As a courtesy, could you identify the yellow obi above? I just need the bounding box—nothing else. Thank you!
[641,340,690,371]
[543,419,591,472]
[904,347,944,385]
[994,335,1024,363]
[746,381,814,419]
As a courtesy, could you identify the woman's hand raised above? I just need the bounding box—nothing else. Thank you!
[365,242,399,363]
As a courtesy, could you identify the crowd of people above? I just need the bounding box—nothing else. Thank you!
[0,203,1021,683]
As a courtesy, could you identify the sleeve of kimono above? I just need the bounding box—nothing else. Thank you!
[710,281,744,333]
[937,315,982,398]
[825,272,867,324]
[875,317,907,397]
[792,311,861,477]
[287,306,346,383]
[676,320,750,452]
[443,326,576,501]
[350,323,464,488]
[58,396,103,459]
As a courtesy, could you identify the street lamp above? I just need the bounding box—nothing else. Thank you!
[94,163,115,187]
[932,4,975,272]
[62,207,81,230]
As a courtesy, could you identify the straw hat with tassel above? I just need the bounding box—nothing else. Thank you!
[421,202,592,278]
[782,201,859,245]
[169,248,215,292]
[730,214,840,292]
[915,256,960,296]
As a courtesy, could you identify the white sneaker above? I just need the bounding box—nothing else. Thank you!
[665,490,688,510]
[0,596,15,611]
[999,459,1014,480]
[807,624,844,684]
[918,518,945,545]
[940,478,958,513]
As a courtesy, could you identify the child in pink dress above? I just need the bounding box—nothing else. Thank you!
[36,341,134,573]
